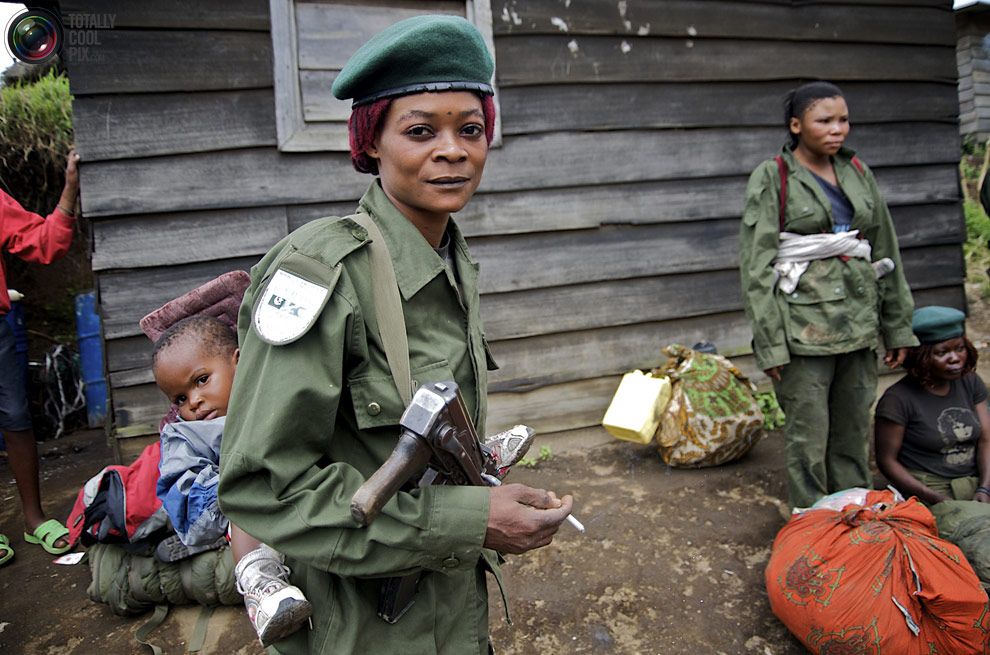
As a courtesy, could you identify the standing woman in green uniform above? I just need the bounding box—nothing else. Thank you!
[739,81,917,509]
[219,16,573,655]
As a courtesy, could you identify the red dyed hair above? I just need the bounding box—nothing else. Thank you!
[348,93,496,175]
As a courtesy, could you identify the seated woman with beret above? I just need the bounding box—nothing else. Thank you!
[875,306,990,506]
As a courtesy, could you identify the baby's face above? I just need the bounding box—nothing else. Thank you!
[154,340,238,422]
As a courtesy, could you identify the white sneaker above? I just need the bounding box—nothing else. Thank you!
[482,425,536,480]
[235,546,312,646]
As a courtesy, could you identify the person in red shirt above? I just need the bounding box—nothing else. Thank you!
[1,150,80,565]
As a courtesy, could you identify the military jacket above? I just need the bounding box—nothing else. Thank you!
[739,146,918,371]
[219,181,502,654]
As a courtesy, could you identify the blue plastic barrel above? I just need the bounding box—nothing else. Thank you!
[74,291,107,428]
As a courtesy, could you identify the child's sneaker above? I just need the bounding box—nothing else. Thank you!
[154,534,227,562]
[482,425,535,480]
[234,545,312,646]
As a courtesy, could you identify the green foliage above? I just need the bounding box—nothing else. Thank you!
[0,71,84,349]
[755,391,786,431]
[2,58,64,88]
[962,134,987,159]
[0,70,74,214]
[961,136,986,183]
[964,199,990,298]
[959,135,990,299]
[518,445,553,469]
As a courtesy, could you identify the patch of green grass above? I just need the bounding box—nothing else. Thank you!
[518,445,553,468]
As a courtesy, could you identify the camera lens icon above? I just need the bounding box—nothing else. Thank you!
[6,9,63,65]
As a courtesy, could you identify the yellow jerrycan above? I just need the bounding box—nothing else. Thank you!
[601,370,672,445]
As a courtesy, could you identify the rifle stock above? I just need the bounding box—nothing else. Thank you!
[350,430,432,526]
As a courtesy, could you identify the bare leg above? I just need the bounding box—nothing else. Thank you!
[229,523,263,563]
[3,428,68,549]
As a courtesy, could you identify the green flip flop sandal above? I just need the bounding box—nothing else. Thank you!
[24,519,71,555]
[0,534,13,566]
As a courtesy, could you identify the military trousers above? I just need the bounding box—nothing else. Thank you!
[773,348,878,509]
[905,468,978,505]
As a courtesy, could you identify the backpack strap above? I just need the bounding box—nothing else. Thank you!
[134,603,169,655]
[774,155,788,231]
[187,605,215,653]
[350,212,413,406]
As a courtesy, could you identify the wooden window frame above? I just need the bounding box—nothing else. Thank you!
[270,0,501,152]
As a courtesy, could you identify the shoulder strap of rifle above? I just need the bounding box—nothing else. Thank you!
[351,212,413,406]
[774,155,787,231]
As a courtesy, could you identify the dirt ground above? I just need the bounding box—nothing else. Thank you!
[2,286,989,655]
[0,425,803,655]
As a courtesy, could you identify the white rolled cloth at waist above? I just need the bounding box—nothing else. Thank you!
[772,230,872,294]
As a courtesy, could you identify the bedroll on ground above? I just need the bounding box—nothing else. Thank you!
[87,542,240,617]
[931,499,990,588]
[766,489,990,654]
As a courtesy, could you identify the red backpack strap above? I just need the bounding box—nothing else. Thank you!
[774,155,787,231]
[851,156,865,175]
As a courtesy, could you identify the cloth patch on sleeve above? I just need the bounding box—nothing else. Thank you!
[253,256,337,345]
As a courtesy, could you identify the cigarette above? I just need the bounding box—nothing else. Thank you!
[566,513,585,533]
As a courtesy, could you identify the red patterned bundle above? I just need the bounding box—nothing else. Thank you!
[766,490,990,654]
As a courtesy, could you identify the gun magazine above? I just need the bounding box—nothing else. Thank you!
[377,571,424,624]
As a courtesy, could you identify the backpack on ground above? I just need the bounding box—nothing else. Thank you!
[66,440,169,552]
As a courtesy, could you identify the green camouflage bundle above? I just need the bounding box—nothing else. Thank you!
[87,543,240,616]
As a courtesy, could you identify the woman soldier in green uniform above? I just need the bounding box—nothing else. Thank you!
[219,16,574,654]
[739,81,917,510]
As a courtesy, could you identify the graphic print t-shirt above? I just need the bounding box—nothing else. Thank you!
[875,372,988,478]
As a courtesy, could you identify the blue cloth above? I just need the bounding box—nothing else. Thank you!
[810,171,854,233]
[157,416,229,546]
[0,319,32,431]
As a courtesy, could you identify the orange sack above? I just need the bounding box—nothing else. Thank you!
[765,490,990,654]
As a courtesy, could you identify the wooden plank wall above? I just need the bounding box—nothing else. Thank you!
[64,0,964,459]
[957,8,990,140]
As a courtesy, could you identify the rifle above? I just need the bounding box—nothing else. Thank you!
[351,380,531,526]
[350,380,537,623]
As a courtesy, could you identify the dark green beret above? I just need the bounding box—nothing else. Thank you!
[912,306,966,344]
[332,15,494,106]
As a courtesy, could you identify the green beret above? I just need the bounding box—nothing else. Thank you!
[912,306,966,344]
[332,15,494,106]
